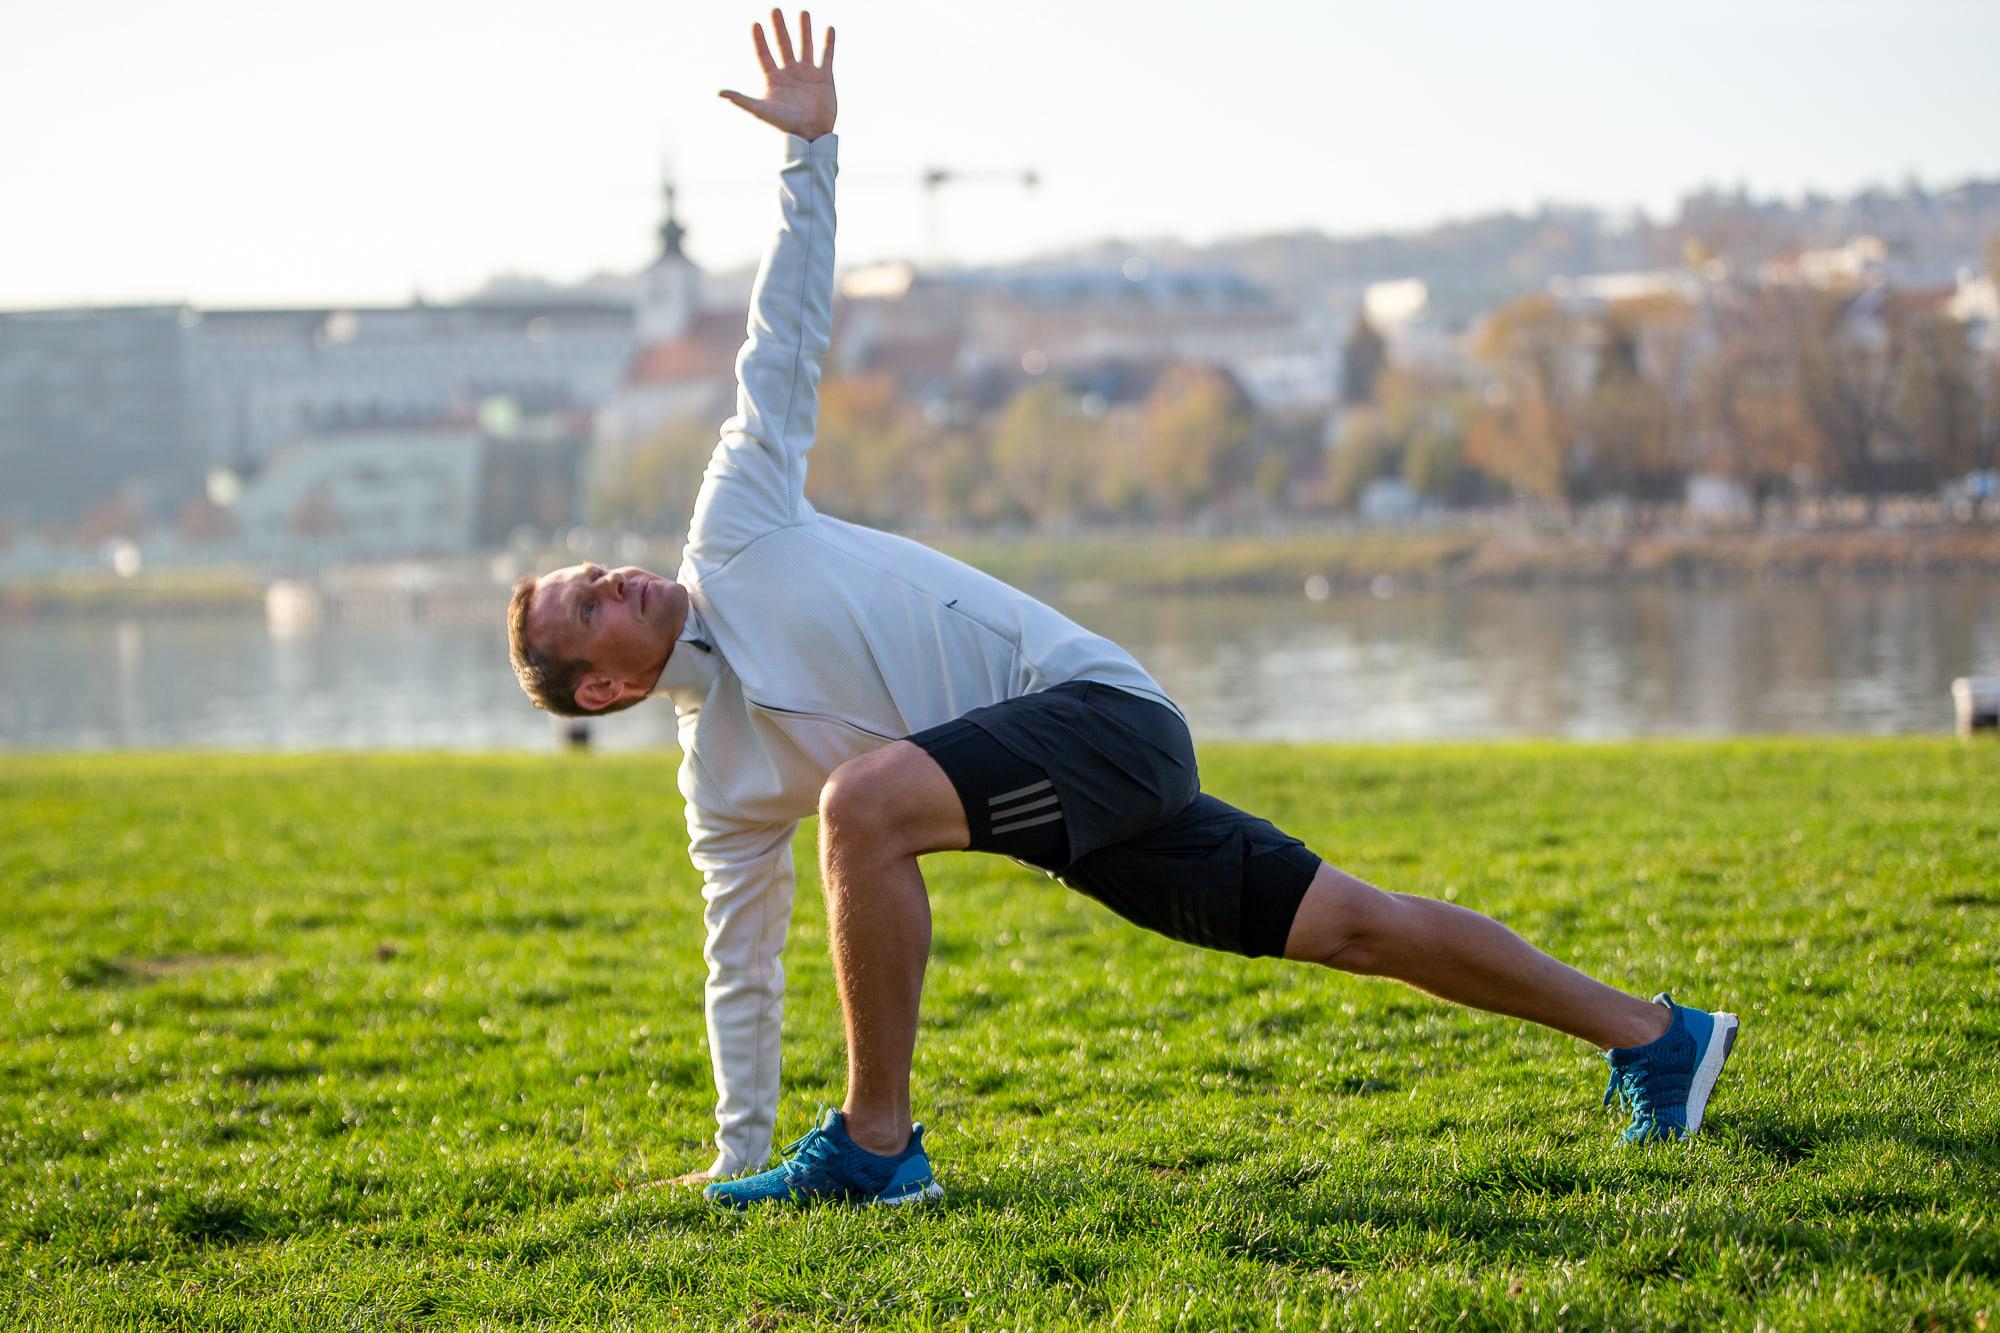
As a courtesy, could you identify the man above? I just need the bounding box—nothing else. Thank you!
[507,11,1740,1210]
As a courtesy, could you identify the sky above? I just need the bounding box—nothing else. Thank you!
[3,0,1996,310]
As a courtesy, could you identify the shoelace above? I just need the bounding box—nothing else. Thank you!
[778,1122,843,1184]
[1602,1057,1659,1137]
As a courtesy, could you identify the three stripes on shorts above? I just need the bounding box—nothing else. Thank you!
[989,778,1062,835]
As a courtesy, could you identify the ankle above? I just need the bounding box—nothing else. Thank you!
[840,1106,911,1157]
[1609,999,1673,1052]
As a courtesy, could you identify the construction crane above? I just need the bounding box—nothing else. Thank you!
[921,166,1040,260]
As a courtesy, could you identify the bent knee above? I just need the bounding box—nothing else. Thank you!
[817,741,969,859]
[818,751,895,836]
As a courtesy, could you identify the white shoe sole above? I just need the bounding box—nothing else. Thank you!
[870,1180,945,1206]
[1684,1012,1740,1135]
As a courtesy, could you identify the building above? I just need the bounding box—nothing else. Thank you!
[226,420,588,562]
[837,260,1341,418]
[0,306,204,523]
[194,300,633,472]
[594,174,750,465]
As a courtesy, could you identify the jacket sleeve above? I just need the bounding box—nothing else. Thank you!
[683,132,838,569]
[685,805,799,1179]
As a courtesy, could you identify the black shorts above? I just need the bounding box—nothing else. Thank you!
[906,681,1320,959]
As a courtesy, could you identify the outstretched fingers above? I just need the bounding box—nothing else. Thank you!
[798,10,814,65]
[821,23,834,70]
[752,21,778,77]
[771,8,797,65]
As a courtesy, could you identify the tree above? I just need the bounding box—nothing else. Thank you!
[991,381,1097,525]
[1469,295,1583,504]
[806,374,926,526]
[1402,406,1486,504]
[1329,407,1395,509]
[926,430,992,528]
[587,418,716,533]
[1137,366,1256,519]
[1575,297,1693,500]
[1341,312,1388,406]
[1467,374,1567,503]
[1895,310,1993,485]
[1692,288,1822,499]
[1792,290,1901,494]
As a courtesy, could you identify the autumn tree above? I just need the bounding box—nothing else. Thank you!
[990,381,1098,525]
[1792,290,1902,494]
[805,374,928,526]
[1467,295,1583,503]
[1692,288,1822,498]
[1574,296,1694,499]
[587,418,717,533]
[1137,366,1257,520]
[1894,310,1996,485]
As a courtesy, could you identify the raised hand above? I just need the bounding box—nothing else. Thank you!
[719,9,837,140]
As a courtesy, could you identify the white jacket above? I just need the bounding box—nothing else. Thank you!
[655,134,1174,1177]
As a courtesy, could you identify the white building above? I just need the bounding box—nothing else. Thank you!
[195,300,633,470]
[594,175,750,463]
[839,262,1340,416]
[226,418,587,562]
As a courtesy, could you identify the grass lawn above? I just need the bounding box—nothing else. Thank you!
[3,741,1996,1330]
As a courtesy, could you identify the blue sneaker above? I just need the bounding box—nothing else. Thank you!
[1602,993,1741,1143]
[704,1109,944,1211]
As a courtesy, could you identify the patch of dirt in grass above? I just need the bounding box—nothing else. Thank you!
[60,953,270,988]
[127,953,268,977]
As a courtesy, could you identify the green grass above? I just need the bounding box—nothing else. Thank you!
[3,741,1997,1330]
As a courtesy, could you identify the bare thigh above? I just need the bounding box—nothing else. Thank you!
[819,740,973,859]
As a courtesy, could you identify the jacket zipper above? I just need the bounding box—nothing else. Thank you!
[744,697,899,742]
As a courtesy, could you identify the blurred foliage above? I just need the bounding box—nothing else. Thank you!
[581,272,1998,538]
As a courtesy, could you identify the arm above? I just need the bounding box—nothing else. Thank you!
[684,11,839,566]
[686,808,800,1178]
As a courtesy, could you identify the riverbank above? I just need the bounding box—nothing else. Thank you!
[939,522,2000,597]
[3,741,1993,1328]
[6,523,2000,616]
[0,568,266,617]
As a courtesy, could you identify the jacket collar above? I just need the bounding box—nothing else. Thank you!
[657,602,719,708]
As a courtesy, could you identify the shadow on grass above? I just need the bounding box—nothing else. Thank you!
[1720,1109,1999,1169]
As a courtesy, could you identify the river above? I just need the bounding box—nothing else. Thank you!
[2,579,1994,751]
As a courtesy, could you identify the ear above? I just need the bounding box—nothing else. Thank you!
[574,674,624,713]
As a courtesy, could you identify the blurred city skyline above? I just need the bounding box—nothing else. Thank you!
[4,0,1997,310]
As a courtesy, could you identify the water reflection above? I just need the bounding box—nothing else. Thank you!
[1,580,1993,751]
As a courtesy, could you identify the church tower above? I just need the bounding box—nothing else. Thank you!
[637,169,700,343]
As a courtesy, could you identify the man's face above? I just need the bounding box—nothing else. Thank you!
[529,563,690,711]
